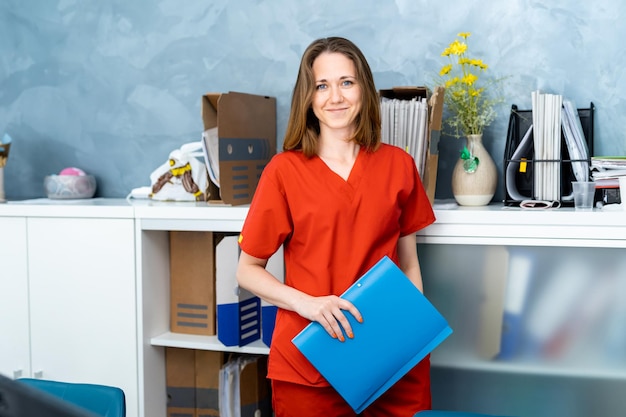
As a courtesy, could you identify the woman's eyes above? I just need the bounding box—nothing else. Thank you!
[315,80,355,90]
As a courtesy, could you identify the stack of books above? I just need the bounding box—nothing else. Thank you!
[591,156,626,204]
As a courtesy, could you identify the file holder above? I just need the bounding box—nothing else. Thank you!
[503,103,594,206]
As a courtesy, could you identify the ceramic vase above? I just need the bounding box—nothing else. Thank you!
[451,134,497,206]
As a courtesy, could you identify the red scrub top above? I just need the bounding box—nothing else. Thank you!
[239,143,435,386]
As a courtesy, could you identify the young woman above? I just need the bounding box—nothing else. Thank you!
[236,36,435,417]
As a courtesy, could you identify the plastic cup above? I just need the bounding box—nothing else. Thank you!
[572,181,595,211]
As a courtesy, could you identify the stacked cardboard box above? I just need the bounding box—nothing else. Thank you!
[166,348,271,417]
[166,348,224,417]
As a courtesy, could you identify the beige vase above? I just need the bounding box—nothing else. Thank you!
[451,134,497,206]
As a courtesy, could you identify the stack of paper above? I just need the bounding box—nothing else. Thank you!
[531,91,562,201]
[591,156,626,187]
[380,97,430,177]
[562,100,591,184]
[292,256,452,413]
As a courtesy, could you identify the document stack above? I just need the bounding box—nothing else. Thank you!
[378,86,445,204]
[503,95,594,206]
[380,94,429,176]
[591,156,626,204]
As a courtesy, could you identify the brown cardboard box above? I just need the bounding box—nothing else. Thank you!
[170,231,217,336]
[201,91,277,205]
[166,347,196,417]
[379,86,445,204]
[195,350,225,417]
[239,356,272,417]
[166,348,226,417]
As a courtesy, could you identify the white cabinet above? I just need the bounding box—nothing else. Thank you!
[416,204,626,417]
[0,216,30,379]
[0,200,139,417]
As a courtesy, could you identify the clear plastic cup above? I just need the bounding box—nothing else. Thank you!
[572,181,595,211]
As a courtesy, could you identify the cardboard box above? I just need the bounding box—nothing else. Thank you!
[166,348,225,417]
[239,356,272,417]
[379,86,445,204]
[166,347,196,417]
[220,356,272,417]
[201,91,277,205]
[170,231,217,336]
[215,235,284,347]
[195,350,224,417]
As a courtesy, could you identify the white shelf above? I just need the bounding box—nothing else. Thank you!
[134,200,248,231]
[430,351,626,381]
[1,198,133,218]
[150,332,269,355]
[418,202,626,248]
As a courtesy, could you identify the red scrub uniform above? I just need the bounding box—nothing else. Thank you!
[239,143,435,415]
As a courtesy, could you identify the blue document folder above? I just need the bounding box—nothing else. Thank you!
[292,256,452,413]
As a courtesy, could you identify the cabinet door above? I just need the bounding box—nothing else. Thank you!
[0,217,30,379]
[27,217,138,416]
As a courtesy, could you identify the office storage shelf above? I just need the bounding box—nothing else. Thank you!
[150,332,270,355]
[430,350,626,381]
[431,356,626,380]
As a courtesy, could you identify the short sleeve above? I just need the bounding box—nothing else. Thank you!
[238,159,293,259]
[399,155,436,236]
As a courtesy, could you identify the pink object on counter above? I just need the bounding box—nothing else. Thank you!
[59,167,86,176]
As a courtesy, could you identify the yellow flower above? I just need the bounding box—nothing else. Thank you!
[448,40,467,55]
[470,59,488,70]
[462,73,478,86]
[435,32,503,137]
[439,64,452,76]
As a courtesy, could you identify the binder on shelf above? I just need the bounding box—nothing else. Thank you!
[503,102,594,206]
[216,235,261,347]
[379,86,445,204]
[216,235,284,347]
[292,256,452,413]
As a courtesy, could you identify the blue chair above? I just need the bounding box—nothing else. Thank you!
[18,378,125,417]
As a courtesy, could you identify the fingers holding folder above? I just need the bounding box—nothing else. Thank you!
[294,294,362,342]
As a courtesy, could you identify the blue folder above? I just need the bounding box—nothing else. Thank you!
[292,256,452,413]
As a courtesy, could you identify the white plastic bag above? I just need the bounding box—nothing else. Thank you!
[150,142,208,201]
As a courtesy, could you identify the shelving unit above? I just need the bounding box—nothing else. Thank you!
[132,200,264,417]
[5,198,626,417]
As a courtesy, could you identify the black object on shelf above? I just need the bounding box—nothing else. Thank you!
[503,102,595,206]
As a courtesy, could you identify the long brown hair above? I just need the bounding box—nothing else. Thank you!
[283,37,381,157]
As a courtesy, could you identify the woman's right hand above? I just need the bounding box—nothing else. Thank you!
[294,294,362,342]
[237,251,363,341]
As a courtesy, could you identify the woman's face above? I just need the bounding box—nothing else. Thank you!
[311,52,362,136]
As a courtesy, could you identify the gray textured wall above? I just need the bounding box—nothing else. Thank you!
[1,0,624,200]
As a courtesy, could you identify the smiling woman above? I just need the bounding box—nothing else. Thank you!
[235,36,436,417]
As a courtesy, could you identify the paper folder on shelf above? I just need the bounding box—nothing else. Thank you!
[292,256,452,413]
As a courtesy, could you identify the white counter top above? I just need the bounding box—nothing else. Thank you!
[2,198,624,243]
